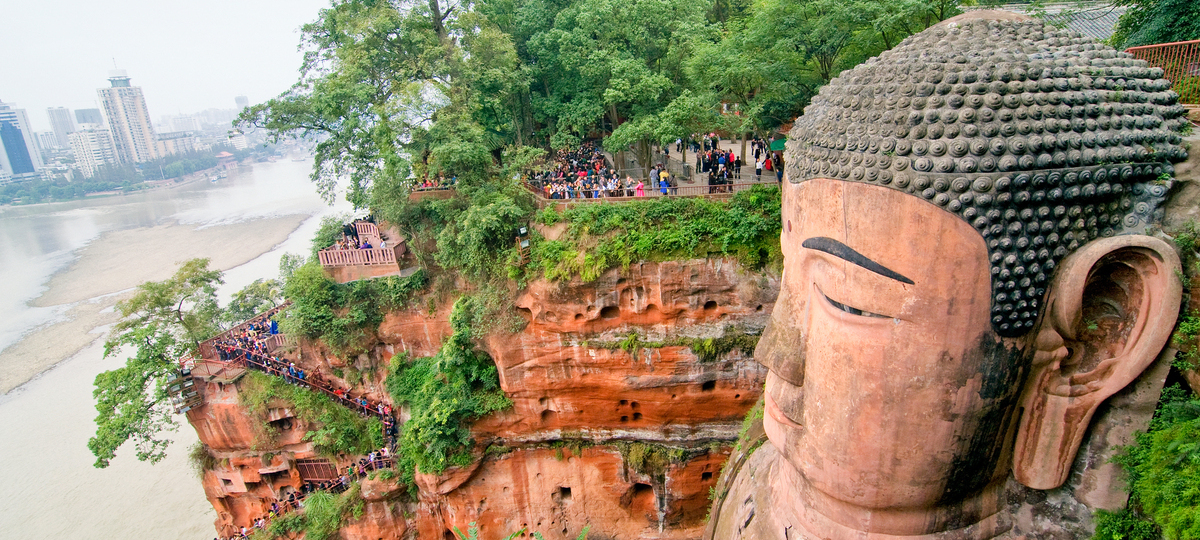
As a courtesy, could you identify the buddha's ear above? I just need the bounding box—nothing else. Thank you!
[1013,235,1181,490]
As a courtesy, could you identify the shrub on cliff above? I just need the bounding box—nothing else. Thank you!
[528,184,782,282]
[1097,384,1200,540]
[280,261,428,355]
[238,371,383,456]
[386,297,512,484]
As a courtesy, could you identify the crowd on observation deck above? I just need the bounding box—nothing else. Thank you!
[527,141,638,199]
[210,314,397,435]
[525,135,783,199]
[213,446,395,540]
[322,219,387,251]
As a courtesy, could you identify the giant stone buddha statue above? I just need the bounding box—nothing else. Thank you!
[707,11,1190,540]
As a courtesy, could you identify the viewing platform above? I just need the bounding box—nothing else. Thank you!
[523,180,776,210]
[316,220,410,283]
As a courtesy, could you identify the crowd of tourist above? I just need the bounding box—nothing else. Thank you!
[209,310,396,431]
[323,220,386,251]
[414,175,457,190]
[213,445,395,540]
[205,308,404,540]
[526,141,641,199]
[524,135,784,200]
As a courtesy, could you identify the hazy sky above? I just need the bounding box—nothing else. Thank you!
[2,0,329,131]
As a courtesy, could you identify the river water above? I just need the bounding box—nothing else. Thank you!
[0,160,350,539]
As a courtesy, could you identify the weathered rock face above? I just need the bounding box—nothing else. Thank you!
[478,258,774,442]
[187,258,777,539]
[413,445,730,540]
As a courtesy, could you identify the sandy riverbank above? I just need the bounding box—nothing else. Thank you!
[0,213,307,394]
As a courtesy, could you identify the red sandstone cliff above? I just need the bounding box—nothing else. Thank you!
[186,258,777,539]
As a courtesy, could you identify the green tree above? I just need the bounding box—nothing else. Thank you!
[89,258,224,468]
[1111,0,1200,48]
[221,278,284,328]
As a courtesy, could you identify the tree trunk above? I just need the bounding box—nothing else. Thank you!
[428,0,448,43]
[636,139,651,179]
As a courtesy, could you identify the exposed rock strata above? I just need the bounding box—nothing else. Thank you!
[187,258,777,538]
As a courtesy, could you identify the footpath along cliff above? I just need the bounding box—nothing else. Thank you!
[182,186,784,540]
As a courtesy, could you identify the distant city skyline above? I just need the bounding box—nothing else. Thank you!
[2,0,327,132]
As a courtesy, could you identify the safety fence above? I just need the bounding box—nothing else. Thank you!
[1126,39,1200,104]
[197,304,289,360]
[523,181,767,204]
[317,246,397,267]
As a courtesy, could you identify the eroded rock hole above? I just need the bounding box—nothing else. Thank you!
[704,300,718,311]
[620,415,629,422]
[755,304,763,312]
[541,410,557,424]
[554,486,572,503]
[574,313,583,321]
[619,399,628,406]
[702,380,716,391]
[702,472,713,481]
[600,306,620,319]
[632,413,642,420]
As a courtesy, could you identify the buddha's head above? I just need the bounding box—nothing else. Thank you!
[757,12,1189,536]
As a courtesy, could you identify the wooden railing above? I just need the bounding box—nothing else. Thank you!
[317,247,396,267]
[354,222,383,245]
[263,333,295,353]
[1127,40,1200,104]
[197,304,289,360]
[525,181,767,203]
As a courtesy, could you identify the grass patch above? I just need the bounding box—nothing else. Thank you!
[614,441,687,481]
[188,441,217,477]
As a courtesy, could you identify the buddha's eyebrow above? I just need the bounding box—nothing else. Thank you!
[802,237,914,285]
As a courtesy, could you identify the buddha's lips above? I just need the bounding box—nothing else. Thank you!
[765,391,802,430]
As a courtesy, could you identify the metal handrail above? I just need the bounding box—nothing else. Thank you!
[1126,39,1200,104]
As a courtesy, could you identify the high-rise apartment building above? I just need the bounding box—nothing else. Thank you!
[0,100,44,182]
[97,70,158,164]
[235,95,249,110]
[47,107,75,147]
[69,126,117,178]
[35,131,59,155]
[75,108,104,125]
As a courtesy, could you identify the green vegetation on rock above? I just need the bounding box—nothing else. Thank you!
[1092,384,1200,540]
[592,327,761,363]
[529,184,782,282]
[385,297,512,485]
[238,371,383,457]
[258,482,364,540]
[279,261,428,355]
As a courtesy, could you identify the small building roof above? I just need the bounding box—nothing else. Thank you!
[215,151,234,158]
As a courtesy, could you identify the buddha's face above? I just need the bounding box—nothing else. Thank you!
[763,178,1035,512]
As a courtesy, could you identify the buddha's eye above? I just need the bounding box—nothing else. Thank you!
[818,286,889,319]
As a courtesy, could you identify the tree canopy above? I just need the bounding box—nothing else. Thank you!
[239,0,969,208]
[89,258,223,468]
